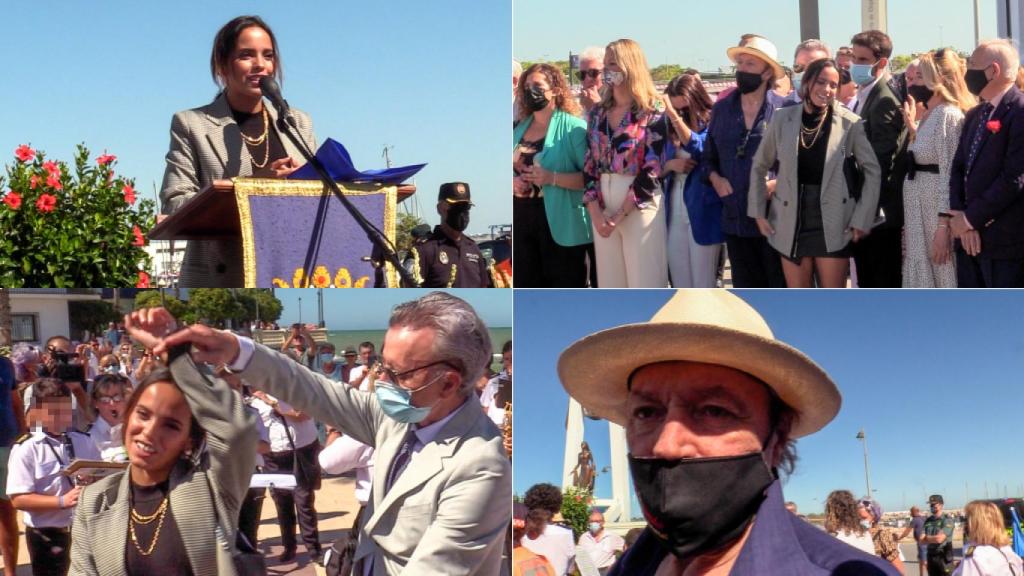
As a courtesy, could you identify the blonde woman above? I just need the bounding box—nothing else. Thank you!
[900,49,975,287]
[582,38,669,287]
[953,501,1024,575]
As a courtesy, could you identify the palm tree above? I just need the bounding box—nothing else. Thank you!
[0,288,11,349]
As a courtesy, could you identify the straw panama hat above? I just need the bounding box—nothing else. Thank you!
[726,36,786,80]
[558,290,841,438]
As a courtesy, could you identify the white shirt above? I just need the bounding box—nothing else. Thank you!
[523,524,576,576]
[953,544,1024,576]
[479,375,506,428]
[318,377,375,505]
[850,73,885,115]
[319,434,374,505]
[250,396,319,453]
[347,364,369,387]
[578,529,625,569]
[247,404,270,469]
[6,430,101,527]
[834,529,876,556]
[86,416,127,463]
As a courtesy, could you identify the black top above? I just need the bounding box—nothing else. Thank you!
[126,479,193,576]
[410,227,493,288]
[513,136,545,198]
[231,107,288,177]
[797,106,831,186]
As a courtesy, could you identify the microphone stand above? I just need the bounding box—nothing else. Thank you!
[274,113,419,288]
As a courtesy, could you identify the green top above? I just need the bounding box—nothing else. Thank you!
[923,512,954,552]
[513,110,591,246]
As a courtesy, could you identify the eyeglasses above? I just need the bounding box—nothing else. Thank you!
[96,395,124,405]
[378,359,459,388]
[576,69,602,81]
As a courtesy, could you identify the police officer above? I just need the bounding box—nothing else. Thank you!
[922,494,954,576]
[408,182,493,287]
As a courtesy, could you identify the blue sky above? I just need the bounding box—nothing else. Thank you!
[514,289,1024,515]
[514,1,999,69]
[274,288,512,329]
[1,1,509,234]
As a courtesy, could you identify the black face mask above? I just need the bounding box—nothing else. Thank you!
[630,452,775,561]
[964,68,990,97]
[445,204,471,232]
[524,85,550,112]
[907,85,934,107]
[735,71,766,94]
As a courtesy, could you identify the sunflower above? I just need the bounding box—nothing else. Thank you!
[312,265,332,288]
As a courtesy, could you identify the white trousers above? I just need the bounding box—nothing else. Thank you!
[667,173,722,288]
[592,173,668,288]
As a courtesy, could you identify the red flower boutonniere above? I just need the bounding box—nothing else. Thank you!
[987,119,1001,134]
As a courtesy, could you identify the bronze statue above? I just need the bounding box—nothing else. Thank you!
[571,441,595,492]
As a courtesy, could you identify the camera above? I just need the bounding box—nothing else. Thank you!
[49,351,85,383]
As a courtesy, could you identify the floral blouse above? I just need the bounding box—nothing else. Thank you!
[583,105,668,209]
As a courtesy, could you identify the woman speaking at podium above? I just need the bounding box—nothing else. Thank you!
[160,16,317,287]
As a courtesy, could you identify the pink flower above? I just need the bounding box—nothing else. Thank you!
[29,175,39,190]
[42,160,59,176]
[136,271,151,288]
[132,225,145,246]
[3,191,22,210]
[35,194,57,213]
[123,184,136,205]
[46,173,62,191]
[987,119,1002,134]
[15,145,35,163]
[97,153,117,166]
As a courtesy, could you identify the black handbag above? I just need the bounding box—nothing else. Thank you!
[843,153,864,203]
[324,505,365,576]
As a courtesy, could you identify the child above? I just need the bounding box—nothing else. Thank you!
[6,378,100,576]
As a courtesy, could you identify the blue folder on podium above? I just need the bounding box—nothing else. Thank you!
[289,138,425,184]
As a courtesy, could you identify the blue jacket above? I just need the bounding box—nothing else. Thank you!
[949,86,1024,259]
[608,480,900,576]
[705,90,780,237]
[513,110,592,247]
[663,125,722,245]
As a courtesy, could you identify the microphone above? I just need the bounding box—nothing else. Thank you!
[258,75,295,127]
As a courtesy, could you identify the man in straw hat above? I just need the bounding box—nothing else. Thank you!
[558,290,899,575]
[705,36,787,288]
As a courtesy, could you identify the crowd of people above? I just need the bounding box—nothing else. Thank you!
[513,31,1024,288]
[0,292,513,576]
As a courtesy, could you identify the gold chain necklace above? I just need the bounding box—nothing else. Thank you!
[240,107,269,145]
[799,108,829,150]
[129,497,169,556]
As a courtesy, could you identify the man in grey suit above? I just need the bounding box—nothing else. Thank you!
[147,292,511,575]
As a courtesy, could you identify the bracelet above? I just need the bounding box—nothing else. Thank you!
[937,224,949,229]
[58,494,65,509]
[552,172,558,187]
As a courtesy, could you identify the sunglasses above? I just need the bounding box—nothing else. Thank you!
[576,69,602,81]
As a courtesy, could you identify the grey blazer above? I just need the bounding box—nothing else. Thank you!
[160,93,316,287]
[748,101,882,257]
[69,354,258,576]
[241,344,511,575]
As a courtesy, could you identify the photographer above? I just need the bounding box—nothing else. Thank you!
[36,337,93,432]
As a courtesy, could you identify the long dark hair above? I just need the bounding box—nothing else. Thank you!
[121,367,204,455]
[665,73,713,133]
[210,15,283,88]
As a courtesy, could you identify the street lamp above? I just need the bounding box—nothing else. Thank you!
[856,429,872,498]
[298,297,303,325]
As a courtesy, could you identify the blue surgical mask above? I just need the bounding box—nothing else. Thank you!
[850,62,876,86]
[320,353,334,365]
[588,522,602,534]
[104,365,119,374]
[374,374,443,424]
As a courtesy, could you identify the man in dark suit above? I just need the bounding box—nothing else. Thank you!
[848,30,907,288]
[948,39,1024,287]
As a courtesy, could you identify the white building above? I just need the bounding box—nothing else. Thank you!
[145,239,185,287]
[8,289,102,346]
